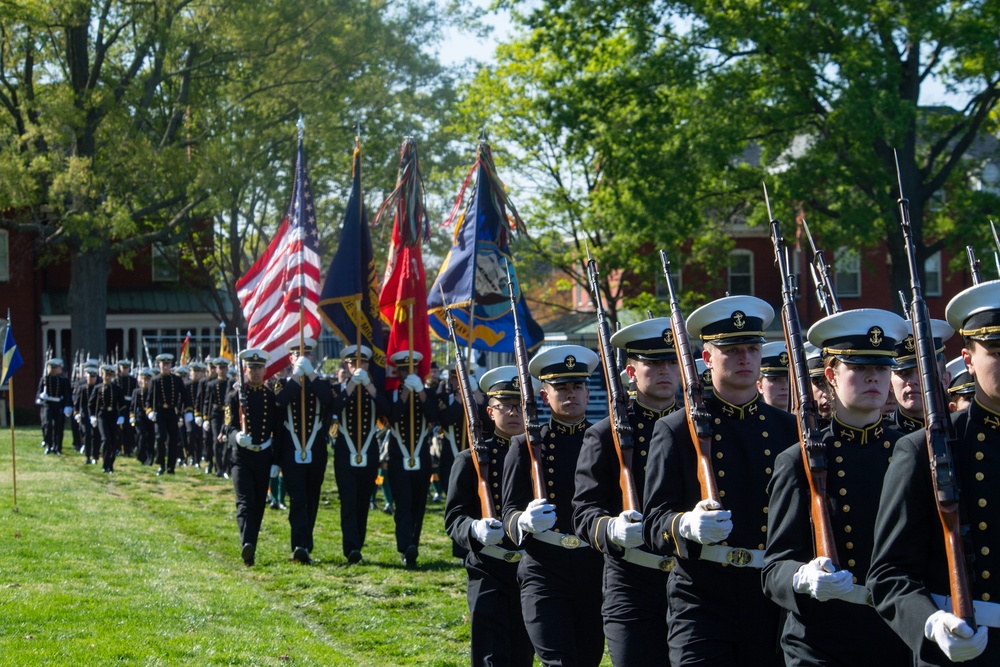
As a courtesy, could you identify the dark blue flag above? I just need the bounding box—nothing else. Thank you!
[318,140,386,386]
[427,141,544,352]
[1,316,23,386]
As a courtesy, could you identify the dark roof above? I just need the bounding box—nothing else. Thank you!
[42,289,233,316]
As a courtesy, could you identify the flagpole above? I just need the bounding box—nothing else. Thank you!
[354,132,364,463]
[9,374,17,512]
[297,119,307,462]
[356,298,362,458]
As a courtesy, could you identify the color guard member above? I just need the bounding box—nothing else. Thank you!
[226,349,279,566]
[90,364,127,474]
[573,319,681,666]
[114,360,138,457]
[445,366,534,667]
[642,296,797,667]
[502,345,605,667]
[890,319,955,433]
[870,280,1000,665]
[36,358,72,455]
[763,308,911,665]
[145,353,193,475]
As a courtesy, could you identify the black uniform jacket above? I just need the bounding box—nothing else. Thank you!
[502,419,593,554]
[870,399,1000,666]
[224,383,280,451]
[573,400,677,554]
[763,416,910,664]
[331,383,390,460]
[642,393,797,567]
[445,434,520,556]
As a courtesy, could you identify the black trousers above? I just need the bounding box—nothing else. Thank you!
[120,417,135,455]
[211,416,228,474]
[333,447,378,557]
[96,416,118,471]
[465,552,534,667]
[280,445,328,553]
[41,408,66,453]
[387,457,432,554]
[231,445,273,548]
[517,546,605,667]
[135,421,154,464]
[153,410,180,471]
[602,555,670,667]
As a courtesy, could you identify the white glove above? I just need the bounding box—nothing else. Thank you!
[89,416,97,427]
[403,374,424,393]
[184,411,194,424]
[236,431,252,448]
[39,390,49,401]
[129,417,136,427]
[202,420,211,433]
[678,499,733,545]
[792,557,855,601]
[352,368,370,387]
[35,397,44,406]
[63,407,72,417]
[74,413,82,423]
[924,610,989,662]
[116,416,124,426]
[293,357,314,378]
[471,518,504,546]
[607,510,644,549]
[195,416,203,426]
[270,465,281,478]
[516,498,556,535]
[148,411,157,423]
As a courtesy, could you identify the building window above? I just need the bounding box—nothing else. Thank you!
[655,266,682,299]
[152,243,179,282]
[834,247,861,298]
[0,230,8,282]
[728,250,754,296]
[925,250,942,297]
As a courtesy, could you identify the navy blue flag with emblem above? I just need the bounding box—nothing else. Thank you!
[318,139,387,387]
[427,140,544,352]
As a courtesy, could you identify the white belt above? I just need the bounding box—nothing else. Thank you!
[532,530,587,549]
[480,544,523,563]
[621,548,676,572]
[699,544,765,568]
[238,438,272,453]
[842,584,873,606]
[932,593,1000,628]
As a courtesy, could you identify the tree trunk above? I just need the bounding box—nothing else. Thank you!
[69,244,112,358]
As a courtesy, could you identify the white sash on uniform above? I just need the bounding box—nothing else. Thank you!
[285,397,321,464]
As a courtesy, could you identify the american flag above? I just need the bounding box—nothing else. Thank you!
[235,126,322,379]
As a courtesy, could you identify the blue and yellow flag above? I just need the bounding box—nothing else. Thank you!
[427,140,544,352]
[318,139,387,387]
[1,319,24,385]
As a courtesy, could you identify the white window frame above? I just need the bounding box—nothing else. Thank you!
[152,243,179,282]
[924,250,942,297]
[728,249,754,296]
[834,246,861,298]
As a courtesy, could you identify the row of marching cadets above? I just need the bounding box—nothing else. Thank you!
[444,275,1000,666]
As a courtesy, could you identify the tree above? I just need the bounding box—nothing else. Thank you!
[470,0,1000,316]
[0,0,462,355]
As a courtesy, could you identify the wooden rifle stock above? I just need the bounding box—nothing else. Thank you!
[506,262,546,500]
[895,151,974,627]
[766,202,839,565]
[585,252,639,512]
[659,250,720,505]
[440,287,495,520]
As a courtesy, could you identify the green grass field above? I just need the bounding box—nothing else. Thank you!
[0,426,481,666]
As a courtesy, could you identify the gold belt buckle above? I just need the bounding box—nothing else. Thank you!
[355,454,363,464]
[559,534,581,548]
[726,548,754,567]
[659,557,676,572]
[503,551,522,563]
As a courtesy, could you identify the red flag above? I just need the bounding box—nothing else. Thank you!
[179,331,191,365]
[379,232,431,390]
[236,128,322,379]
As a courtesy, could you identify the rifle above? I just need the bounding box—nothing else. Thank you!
[765,187,839,566]
[234,329,247,433]
[506,261,546,500]
[659,250,720,505]
[440,285,495,520]
[967,246,983,285]
[802,218,842,316]
[894,150,974,628]
[899,291,911,321]
[991,220,1000,258]
[584,246,639,512]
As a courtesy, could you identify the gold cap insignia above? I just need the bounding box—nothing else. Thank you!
[869,326,884,347]
[904,335,915,352]
[663,329,675,348]
[565,355,577,370]
[512,377,520,389]
[779,351,789,366]
[732,311,746,330]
